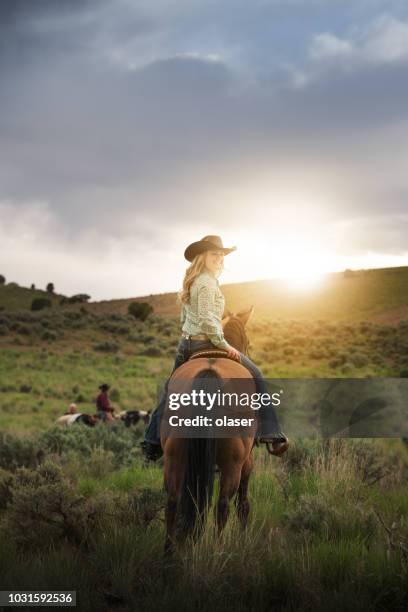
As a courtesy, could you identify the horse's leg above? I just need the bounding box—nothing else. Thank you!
[235,451,254,530]
[216,441,245,533]
[217,464,242,533]
[163,439,185,555]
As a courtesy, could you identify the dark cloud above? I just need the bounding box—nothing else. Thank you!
[1,0,408,296]
[0,0,84,24]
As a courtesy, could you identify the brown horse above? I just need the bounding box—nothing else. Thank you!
[161,307,288,553]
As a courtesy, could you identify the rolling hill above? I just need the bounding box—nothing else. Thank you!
[1,266,408,322]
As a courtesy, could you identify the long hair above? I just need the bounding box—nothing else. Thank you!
[178,253,206,304]
[178,252,224,304]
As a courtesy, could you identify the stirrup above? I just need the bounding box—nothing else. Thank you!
[260,435,289,457]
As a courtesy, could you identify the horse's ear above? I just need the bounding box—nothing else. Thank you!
[236,305,254,327]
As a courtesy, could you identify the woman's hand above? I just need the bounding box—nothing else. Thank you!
[225,344,241,361]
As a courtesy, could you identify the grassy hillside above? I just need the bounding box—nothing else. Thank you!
[1,268,408,610]
[2,266,408,322]
[65,265,408,323]
[1,264,407,434]
[1,307,408,434]
[0,282,65,312]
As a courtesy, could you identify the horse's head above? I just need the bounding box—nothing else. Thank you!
[222,306,254,355]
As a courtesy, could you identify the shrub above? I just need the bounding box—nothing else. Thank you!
[280,439,324,473]
[128,302,154,321]
[99,321,130,335]
[31,298,52,312]
[60,294,91,305]
[93,341,119,353]
[64,311,82,321]
[349,352,369,368]
[141,346,164,357]
[86,447,116,480]
[351,440,393,485]
[38,425,140,467]
[0,324,8,336]
[107,313,128,322]
[127,488,165,529]
[19,384,32,393]
[0,432,43,471]
[283,492,377,541]
[128,332,142,342]
[0,274,5,284]
[283,493,335,534]
[5,461,90,550]
[41,330,58,341]
[0,468,14,511]
[46,282,54,293]
[309,349,326,359]
[140,333,156,343]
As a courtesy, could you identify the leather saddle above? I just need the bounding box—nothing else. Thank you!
[189,348,240,363]
[186,348,289,457]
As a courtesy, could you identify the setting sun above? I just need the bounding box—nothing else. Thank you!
[229,232,332,291]
[281,269,326,290]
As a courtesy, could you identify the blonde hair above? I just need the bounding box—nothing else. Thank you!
[178,251,225,304]
[178,253,207,304]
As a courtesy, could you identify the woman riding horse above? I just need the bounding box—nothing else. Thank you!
[141,235,288,461]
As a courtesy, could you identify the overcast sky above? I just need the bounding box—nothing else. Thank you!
[1,0,408,300]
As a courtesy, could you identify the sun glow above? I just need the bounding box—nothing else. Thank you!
[273,250,328,291]
[228,232,333,291]
[281,268,326,290]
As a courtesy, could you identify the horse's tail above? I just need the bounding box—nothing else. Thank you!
[180,369,218,537]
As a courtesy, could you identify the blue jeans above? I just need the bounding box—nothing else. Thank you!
[143,337,283,444]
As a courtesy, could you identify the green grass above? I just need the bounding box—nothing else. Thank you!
[77,464,162,496]
[1,269,408,610]
[1,307,407,434]
[1,431,408,611]
[0,282,64,311]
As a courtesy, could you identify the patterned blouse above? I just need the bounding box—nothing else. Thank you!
[180,270,228,349]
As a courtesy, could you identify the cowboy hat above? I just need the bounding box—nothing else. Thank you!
[184,235,237,262]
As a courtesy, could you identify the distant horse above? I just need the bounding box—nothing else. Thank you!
[117,410,150,427]
[161,307,289,553]
[55,413,97,427]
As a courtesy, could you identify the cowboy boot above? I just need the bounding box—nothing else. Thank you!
[259,433,289,457]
